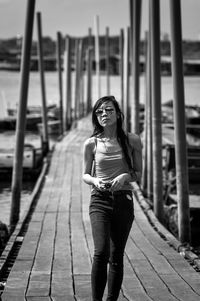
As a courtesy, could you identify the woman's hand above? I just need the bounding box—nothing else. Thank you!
[110,173,130,191]
[93,178,108,191]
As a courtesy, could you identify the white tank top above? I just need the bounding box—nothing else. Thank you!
[94,138,133,190]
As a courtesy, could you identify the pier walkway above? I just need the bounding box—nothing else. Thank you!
[1,116,200,301]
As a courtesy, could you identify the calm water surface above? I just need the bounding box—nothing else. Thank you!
[0,71,200,109]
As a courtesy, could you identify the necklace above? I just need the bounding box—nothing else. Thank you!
[100,137,117,152]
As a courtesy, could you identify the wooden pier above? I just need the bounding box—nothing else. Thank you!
[0,116,200,301]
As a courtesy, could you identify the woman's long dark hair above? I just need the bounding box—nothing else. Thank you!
[91,95,133,169]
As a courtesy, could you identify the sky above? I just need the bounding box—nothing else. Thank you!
[0,0,200,41]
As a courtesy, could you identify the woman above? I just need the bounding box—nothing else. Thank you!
[83,95,142,301]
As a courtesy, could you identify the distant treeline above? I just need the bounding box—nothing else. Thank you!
[0,35,200,59]
[0,36,200,75]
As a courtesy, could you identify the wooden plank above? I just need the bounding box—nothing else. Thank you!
[122,255,152,301]
[73,275,91,301]
[26,273,51,297]
[26,297,51,301]
[160,274,200,301]
[51,273,74,300]
[58,152,73,212]
[1,271,29,299]
[1,294,26,301]
[26,212,57,297]
[71,212,91,275]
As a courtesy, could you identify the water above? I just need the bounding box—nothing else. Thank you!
[0,71,200,109]
[0,71,200,227]
[0,180,35,226]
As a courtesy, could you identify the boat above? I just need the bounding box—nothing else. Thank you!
[0,131,43,178]
[0,104,59,131]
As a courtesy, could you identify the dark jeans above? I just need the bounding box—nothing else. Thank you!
[89,189,134,301]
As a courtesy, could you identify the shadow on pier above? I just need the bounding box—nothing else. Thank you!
[0,116,200,301]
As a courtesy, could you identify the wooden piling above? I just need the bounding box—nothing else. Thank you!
[10,0,36,231]
[64,35,72,129]
[94,15,101,98]
[78,39,84,117]
[119,29,124,108]
[141,32,148,193]
[123,27,130,132]
[146,30,153,201]
[36,12,49,154]
[86,47,92,114]
[56,31,64,135]
[74,38,79,120]
[169,0,191,244]
[105,26,110,95]
[130,0,142,134]
[86,28,93,113]
[150,0,164,221]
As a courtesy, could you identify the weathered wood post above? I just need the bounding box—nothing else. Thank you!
[141,32,148,193]
[64,35,72,130]
[169,0,191,244]
[10,0,36,231]
[105,26,110,95]
[150,0,164,221]
[86,28,93,113]
[74,39,83,119]
[94,15,101,98]
[56,31,64,135]
[36,12,49,155]
[123,27,130,132]
[130,0,142,134]
[146,29,153,201]
[119,29,124,109]
[86,47,92,114]
[78,39,84,117]
[74,38,79,120]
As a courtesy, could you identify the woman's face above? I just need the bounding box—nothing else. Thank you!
[95,101,117,128]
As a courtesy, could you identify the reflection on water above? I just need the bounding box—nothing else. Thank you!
[0,179,35,226]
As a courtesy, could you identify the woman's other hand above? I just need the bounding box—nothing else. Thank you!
[110,173,130,191]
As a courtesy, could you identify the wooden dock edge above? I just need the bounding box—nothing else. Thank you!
[133,183,200,271]
[0,151,51,279]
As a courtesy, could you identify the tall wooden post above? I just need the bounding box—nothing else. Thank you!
[57,31,64,135]
[36,12,49,154]
[78,39,84,117]
[123,27,130,132]
[119,29,124,109]
[74,39,79,120]
[87,27,93,111]
[169,0,190,244]
[86,47,92,114]
[141,32,148,193]
[10,0,36,231]
[130,0,142,134]
[105,26,110,95]
[94,15,101,98]
[150,0,164,221]
[146,30,153,201]
[64,35,72,129]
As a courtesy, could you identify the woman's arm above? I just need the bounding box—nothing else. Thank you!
[82,138,104,188]
[129,133,143,182]
[82,138,96,185]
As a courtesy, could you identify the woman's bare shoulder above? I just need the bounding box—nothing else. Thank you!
[83,136,96,151]
[128,133,142,151]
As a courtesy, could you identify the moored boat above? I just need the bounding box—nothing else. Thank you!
[0,131,43,178]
